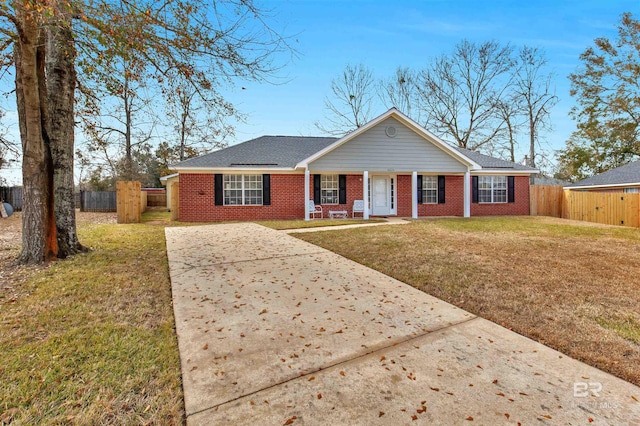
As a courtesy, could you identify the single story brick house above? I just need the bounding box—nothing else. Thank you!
[170,108,537,222]
[564,160,640,193]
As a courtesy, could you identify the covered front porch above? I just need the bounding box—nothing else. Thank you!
[303,170,472,220]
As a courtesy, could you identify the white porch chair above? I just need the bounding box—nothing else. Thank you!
[352,199,365,218]
[308,200,323,219]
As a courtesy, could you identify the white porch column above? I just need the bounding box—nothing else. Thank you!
[463,170,471,218]
[363,170,369,219]
[411,171,418,219]
[304,168,310,221]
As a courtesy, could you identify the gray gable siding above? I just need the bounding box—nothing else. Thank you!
[308,117,468,173]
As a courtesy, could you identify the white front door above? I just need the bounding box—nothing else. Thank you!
[372,176,391,216]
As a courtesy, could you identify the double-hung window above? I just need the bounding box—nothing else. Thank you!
[422,176,438,204]
[478,176,507,203]
[321,175,339,204]
[223,174,262,205]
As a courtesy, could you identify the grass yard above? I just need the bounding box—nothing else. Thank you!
[295,216,640,387]
[0,212,184,424]
[257,218,385,230]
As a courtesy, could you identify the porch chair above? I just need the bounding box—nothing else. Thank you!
[308,200,323,219]
[352,199,365,218]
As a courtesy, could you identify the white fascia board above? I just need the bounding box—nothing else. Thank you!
[159,173,179,181]
[472,169,539,175]
[171,167,299,174]
[295,108,482,170]
[564,182,640,190]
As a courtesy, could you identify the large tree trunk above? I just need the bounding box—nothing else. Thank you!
[47,1,86,257]
[15,4,58,264]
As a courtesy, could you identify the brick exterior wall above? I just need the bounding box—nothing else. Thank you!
[470,175,530,216]
[309,174,364,218]
[179,173,306,222]
[178,173,531,221]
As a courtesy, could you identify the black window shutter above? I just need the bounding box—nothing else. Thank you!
[214,174,223,205]
[339,175,347,204]
[313,174,321,204]
[262,174,271,205]
[417,175,423,204]
[472,176,479,203]
[438,175,446,204]
[508,176,515,203]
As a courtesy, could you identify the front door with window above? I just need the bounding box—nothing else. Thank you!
[372,175,391,216]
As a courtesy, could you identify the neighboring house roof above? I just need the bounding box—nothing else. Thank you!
[566,160,640,189]
[531,174,571,186]
[171,136,337,169]
[170,108,537,173]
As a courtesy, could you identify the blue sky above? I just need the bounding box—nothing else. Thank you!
[1,0,638,184]
[224,0,639,159]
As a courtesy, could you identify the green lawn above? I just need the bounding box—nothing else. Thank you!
[0,218,184,424]
[295,216,640,387]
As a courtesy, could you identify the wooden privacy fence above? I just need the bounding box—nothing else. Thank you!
[529,185,564,217]
[79,190,116,212]
[530,185,640,228]
[564,191,639,228]
[146,192,167,207]
[170,181,179,221]
[0,186,23,210]
[116,181,146,223]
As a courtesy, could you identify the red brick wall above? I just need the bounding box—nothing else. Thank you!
[470,175,530,216]
[178,173,531,221]
[309,174,364,218]
[179,173,306,222]
[397,175,413,217]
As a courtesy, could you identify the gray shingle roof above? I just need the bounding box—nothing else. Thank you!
[567,160,640,187]
[452,146,536,171]
[171,136,337,169]
[171,135,535,171]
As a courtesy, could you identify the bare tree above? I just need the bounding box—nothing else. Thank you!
[164,77,234,162]
[378,66,419,121]
[495,96,524,162]
[512,46,558,168]
[315,64,375,136]
[416,40,514,151]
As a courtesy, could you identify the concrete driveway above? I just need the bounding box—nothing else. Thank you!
[165,223,640,425]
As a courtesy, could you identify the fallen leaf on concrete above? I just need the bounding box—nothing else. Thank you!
[430,387,439,392]
[411,414,418,421]
[308,376,315,381]
[283,415,297,425]
[378,411,385,417]
[202,344,208,350]
[504,413,510,419]
[465,416,473,421]
[339,370,345,376]
[317,394,322,399]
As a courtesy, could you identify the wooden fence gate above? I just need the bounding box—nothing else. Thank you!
[116,181,145,223]
[564,191,639,228]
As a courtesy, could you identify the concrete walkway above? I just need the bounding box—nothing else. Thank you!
[166,223,640,425]
[282,217,409,234]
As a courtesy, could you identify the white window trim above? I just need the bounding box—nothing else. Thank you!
[478,176,508,204]
[422,175,438,204]
[321,174,339,205]
[223,174,263,206]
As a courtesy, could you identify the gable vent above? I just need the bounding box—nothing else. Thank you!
[385,126,397,138]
